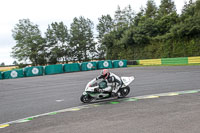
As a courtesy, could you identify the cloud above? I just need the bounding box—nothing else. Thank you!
[0,47,14,65]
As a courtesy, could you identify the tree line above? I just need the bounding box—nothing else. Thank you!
[11,0,200,66]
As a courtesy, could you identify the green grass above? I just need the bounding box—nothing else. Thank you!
[128,63,200,67]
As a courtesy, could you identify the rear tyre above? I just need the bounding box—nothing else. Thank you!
[119,86,130,98]
[80,94,93,103]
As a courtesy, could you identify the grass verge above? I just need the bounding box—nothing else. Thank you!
[0,66,19,72]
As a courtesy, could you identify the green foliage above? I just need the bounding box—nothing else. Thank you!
[156,12,179,35]
[97,15,113,39]
[158,0,176,16]
[45,22,70,64]
[145,0,157,18]
[70,16,96,62]
[18,63,28,68]
[98,0,200,60]
[97,14,114,59]
[12,19,46,66]
[13,61,18,65]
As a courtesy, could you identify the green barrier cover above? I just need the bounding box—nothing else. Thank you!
[81,62,97,71]
[3,69,24,79]
[97,60,112,69]
[161,57,188,65]
[0,71,2,80]
[24,66,44,77]
[64,63,80,72]
[45,64,63,75]
[113,60,127,68]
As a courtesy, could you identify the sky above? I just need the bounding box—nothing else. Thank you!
[0,0,189,65]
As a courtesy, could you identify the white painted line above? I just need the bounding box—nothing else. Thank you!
[56,99,64,102]
[0,104,94,126]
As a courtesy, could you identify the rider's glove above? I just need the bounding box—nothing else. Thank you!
[94,88,104,93]
[94,88,99,92]
[99,89,104,93]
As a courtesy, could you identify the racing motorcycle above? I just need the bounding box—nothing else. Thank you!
[80,76,135,103]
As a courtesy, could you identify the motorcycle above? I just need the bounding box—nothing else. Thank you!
[80,76,135,103]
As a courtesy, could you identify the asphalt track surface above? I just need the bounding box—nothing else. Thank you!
[0,66,200,132]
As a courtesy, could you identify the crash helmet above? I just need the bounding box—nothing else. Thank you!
[101,69,110,79]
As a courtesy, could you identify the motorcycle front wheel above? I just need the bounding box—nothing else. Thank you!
[80,94,93,103]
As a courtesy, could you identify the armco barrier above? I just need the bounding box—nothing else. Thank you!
[64,63,80,72]
[113,60,127,68]
[97,60,112,69]
[139,59,161,65]
[24,66,44,77]
[45,64,63,75]
[81,62,97,71]
[188,56,200,64]
[3,69,24,79]
[161,57,188,65]
[137,56,200,65]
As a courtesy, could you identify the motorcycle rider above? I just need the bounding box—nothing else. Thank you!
[96,69,122,96]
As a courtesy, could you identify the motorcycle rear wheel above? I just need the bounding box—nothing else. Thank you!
[119,86,130,98]
[80,94,93,103]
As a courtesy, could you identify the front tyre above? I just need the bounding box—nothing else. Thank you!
[80,94,93,103]
[119,86,130,98]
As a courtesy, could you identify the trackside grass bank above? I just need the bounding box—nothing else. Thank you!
[128,63,200,67]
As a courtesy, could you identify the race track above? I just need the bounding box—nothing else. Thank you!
[0,65,200,132]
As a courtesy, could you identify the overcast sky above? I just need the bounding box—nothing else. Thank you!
[0,0,189,65]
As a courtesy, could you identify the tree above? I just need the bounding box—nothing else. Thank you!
[97,15,113,40]
[70,16,96,62]
[196,0,200,16]
[1,62,5,66]
[145,0,157,18]
[96,14,114,59]
[158,0,176,16]
[100,6,135,60]
[134,7,145,26]
[45,22,70,64]
[13,61,18,65]
[181,0,195,21]
[114,5,135,28]
[11,19,46,66]
[121,5,135,26]
[156,12,179,35]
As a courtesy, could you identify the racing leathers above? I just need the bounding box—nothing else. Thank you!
[96,72,122,94]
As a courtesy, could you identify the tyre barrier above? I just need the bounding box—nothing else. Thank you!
[97,60,113,69]
[0,71,2,80]
[3,69,24,79]
[81,62,97,71]
[1,60,127,80]
[24,66,44,77]
[64,63,80,72]
[113,60,127,68]
[127,60,139,65]
[44,64,63,75]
